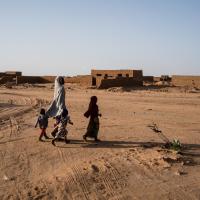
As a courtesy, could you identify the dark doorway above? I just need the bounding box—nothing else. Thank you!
[92,77,96,86]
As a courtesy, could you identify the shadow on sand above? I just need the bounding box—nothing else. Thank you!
[55,139,200,154]
[54,139,200,166]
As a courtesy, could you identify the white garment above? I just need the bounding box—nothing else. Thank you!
[46,76,66,118]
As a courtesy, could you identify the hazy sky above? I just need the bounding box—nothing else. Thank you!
[0,0,199,76]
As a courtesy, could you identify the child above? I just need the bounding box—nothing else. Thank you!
[35,108,49,141]
[52,109,73,146]
[50,115,61,138]
[83,96,101,142]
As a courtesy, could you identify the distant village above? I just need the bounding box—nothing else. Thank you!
[0,69,200,89]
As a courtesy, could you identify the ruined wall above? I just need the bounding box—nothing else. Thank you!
[172,75,200,87]
[64,75,91,86]
[98,77,143,89]
[0,76,14,84]
[0,73,5,77]
[1,75,91,85]
[42,75,92,85]
[153,77,161,82]
[16,76,51,84]
[0,71,22,84]
[42,76,56,83]
[143,76,154,82]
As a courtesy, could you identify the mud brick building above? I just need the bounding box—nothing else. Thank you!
[0,71,56,84]
[0,71,22,78]
[91,69,143,88]
[0,71,22,84]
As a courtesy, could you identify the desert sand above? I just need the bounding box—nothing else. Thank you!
[0,83,200,200]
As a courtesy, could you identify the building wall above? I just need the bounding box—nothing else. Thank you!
[16,76,51,84]
[95,77,104,87]
[172,75,200,87]
[0,73,5,77]
[42,76,56,83]
[64,75,92,86]
[143,76,154,82]
[91,69,143,78]
[153,77,161,82]
[0,75,91,85]
[132,70,143,78]
[0,76,14,84]
[98,77,143,89]
[5,71,22,76]
[91,69,143,88]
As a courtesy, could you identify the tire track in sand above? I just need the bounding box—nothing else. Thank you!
[72,164,96,200]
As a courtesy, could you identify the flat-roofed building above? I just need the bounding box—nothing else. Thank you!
[91,69,143,88]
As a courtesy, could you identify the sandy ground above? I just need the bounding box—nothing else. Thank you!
[0,84,200,200]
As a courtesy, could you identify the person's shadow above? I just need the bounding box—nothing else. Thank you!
[56,139,200,152]
[55,139,200,165]
[81,140,160,148]
[56,139,155,149]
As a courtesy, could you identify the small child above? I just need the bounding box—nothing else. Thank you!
[83,96,101,142]
[52,109,73,146]
[50,115,61,138]
[35,108,49,141]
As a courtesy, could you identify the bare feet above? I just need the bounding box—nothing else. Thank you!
[65,139,70,144]
[95,138,101,142]
[52,140,56,146]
